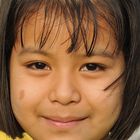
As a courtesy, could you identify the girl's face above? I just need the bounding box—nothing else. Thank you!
[10,12,125,140]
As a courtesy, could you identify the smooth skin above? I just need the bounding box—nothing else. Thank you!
[10,11,125,140]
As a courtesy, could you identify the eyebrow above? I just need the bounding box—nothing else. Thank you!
[18,47,115,59]
[19,48,49,57]
[90,51,115,59]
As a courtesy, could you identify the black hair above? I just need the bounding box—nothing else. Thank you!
[0,0,14,132]
[0,0,140,140]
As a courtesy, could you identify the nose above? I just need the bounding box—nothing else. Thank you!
[48,72,81,105]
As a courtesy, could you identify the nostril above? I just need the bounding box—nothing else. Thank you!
[71,92,81,103]
[48,89,81,105]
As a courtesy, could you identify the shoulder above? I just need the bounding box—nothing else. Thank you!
[0,131,12,140]
[0,131,32,140]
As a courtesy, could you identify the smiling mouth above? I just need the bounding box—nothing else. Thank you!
[42,116,88,128]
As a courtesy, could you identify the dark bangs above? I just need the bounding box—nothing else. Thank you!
[6,0,125,57]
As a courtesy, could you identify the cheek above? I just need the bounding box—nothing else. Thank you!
[80,81,123,118]
[78,74,124,110]
[10,75,50,113]
[83,87,123,132]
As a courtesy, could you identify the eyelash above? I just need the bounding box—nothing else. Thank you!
[26,61,106,72]
[80,63,106,72]
[26,61,51,70]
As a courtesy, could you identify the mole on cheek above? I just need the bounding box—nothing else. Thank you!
[19,90,25,100]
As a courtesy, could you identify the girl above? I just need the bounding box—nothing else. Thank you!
[0,0,140,140]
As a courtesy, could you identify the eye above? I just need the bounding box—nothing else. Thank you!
[80,63,105,72]
[26,62,50,70]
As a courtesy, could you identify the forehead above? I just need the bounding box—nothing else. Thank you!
[15,6,118,56]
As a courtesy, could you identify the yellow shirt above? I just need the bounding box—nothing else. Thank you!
[0,131,32,140]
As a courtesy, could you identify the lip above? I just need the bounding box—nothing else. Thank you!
[42,116,88,128]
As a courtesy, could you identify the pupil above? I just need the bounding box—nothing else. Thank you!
[86,64,96,70]
[36,62,45,69]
